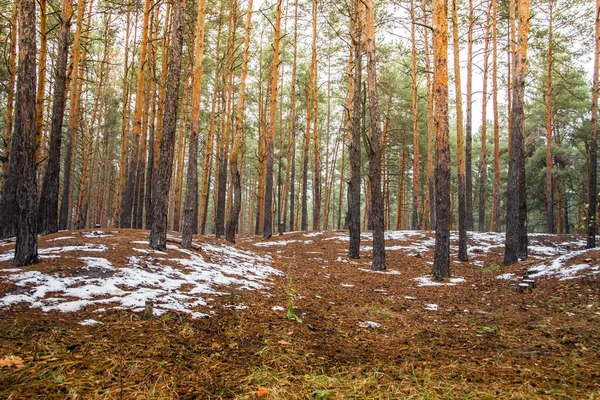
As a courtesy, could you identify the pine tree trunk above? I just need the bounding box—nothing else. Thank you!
[465,0,474,231]
[59,0,87,230]
[10,0,38,265]
[491,0,501,233]
[364,0,385,271]
[588,0,600,248]
[410,0,420,231]
[452,0,468,261]
[545,2,555,234]
[226,0,252,243]
[37,0,73,235]
[149,0,186,251]
[310,1,321,231]
[1,2,17,183]
[35,0,48,167]
[504,0,530,265]
[432,0,450,280]
[423,0,435,230]
[478,5,491,232]
[347,3,361,259]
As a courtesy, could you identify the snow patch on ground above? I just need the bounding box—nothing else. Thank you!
[358,268,401,275]
[496,273,516,280]
[359,321,381,328]
[253,240,314,247]
[0,240,282,319]
[527,248,599,280]
[80,319,103,326]
[414,276,466,287]
[424,303,439,311]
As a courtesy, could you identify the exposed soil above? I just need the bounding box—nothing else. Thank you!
[0,229,599,399]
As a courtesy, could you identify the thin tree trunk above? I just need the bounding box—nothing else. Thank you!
[364,0,385,271]
[465,0,474,230]
[478,3,491,232]
[1,2,17,182]
[226,0,252,243]
[423,0,435,230]
[545,1,555,234]
[588,0,600,248]
[37,0,73,235]
[432,0,450,280]
[149,0,186,250]
[491,0,501,233]
[452,0,468,261]
[35,0,48,167]
[411,0,420,231]
[504,0,530,265]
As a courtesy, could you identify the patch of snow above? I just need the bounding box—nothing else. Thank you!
[496,273,516,280]
[358,268,401,275]
[83,231,114,238]
[359,320,381,328]
[414,276,466,287]
[303,231,325,237]
[271,305,285,311]
[48,236,77,241]
[253,240,313,247]
[340,283,354,288]
[528,248,599,280]
[0,240,281,319]
[424,303,439,311]
[80,319,103,326]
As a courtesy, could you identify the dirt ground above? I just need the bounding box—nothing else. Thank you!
[0,229,599,399]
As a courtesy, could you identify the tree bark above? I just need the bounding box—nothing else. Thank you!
[10,0,38,265]
[226,0,253,243]
[465,0,474,230]
[149,0,186,250]
[588,0,600,248]
[545,1,555,234]
[491,0,501,232]
[452,0,468,261]
[1,1,17,183]
[37,0,73,235]
[410,0,420,231]
[423,0,435,230]
[432,0,450,280]
[478,3,491,232]
[504,0,530,265]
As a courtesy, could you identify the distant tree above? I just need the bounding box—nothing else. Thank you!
[589,0,600,248]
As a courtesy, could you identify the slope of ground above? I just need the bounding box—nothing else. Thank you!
[0,229,599,399]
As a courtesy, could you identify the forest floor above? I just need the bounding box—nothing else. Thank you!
[0,228,599,399]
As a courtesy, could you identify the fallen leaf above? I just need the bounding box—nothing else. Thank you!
[211,342,221,349]
[277,340,291,346]
[256,387,269,397]
[0,356,25,369]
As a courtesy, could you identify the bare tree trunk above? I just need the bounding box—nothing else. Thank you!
[37,0,73,235]
[226,0,252,243]
[10,0,38,265]
[423,0,435,230]
[452,0,468,261]
[363,0,385,271]
[465,0,474,230]
[410,0,420,231]
[263,0,282,238]
[149,0,186,250]
[588,0,600,248]
[1,2,17,183]
[35,0,47,168]
[59,0,87,230]
[504,0,530,265]
[545,1,555,234]
[432,0,450,280]
[347,3,361,259]
[478,3,491,232]
[491,0,501,233]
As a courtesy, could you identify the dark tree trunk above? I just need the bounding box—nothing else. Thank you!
[588,0,599,248]
[38,0,72,235]
[289,141,296,232]
[465,0,474,231]
[504,0,530,265]
[347,13,361,260]
[215,153,227,238]
[149,0,186,251]
[10,0,38,265]
[432,0,450,281]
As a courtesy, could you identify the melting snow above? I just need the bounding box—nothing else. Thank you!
[358,268,401,275]
[527,248,599,280]
[0,240,282,319]
[80,319,103,326]
[254,240,313,247]
[425,303,439,311]
[271,305,285,311]
[496,273,516,280]
[414,276,466,287]
[359,320,381,328]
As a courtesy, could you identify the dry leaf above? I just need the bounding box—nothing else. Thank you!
[211,342,221,349]
[256,387,269,397]
[277,340,290,346]
[0,356,25,369]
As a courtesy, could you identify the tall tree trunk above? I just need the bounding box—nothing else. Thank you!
[263,0,282,238]
[410,0,420,231]
[504,0,530,265]
[432,0,450,280]
[37,0,73,235]
[452,0,468,261]
[364,0,385,271]
[310,1,321,231]
[396,150,406,230]
[226,0,253,243]
[423,0,435,230]
[1,2,17,182]
[181,0,207,247]
[282,0,299,233]
[545,1,555,234]
[478,3,491,232]
[149,0,186,250]
[491,0,501,232]
[59,0,87,230]
[10,0,38,265]
[347,3,361,259]
[122,0,152,228]
[588,0,600,249]
[465,0,474,230]
[35,0,48,167]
